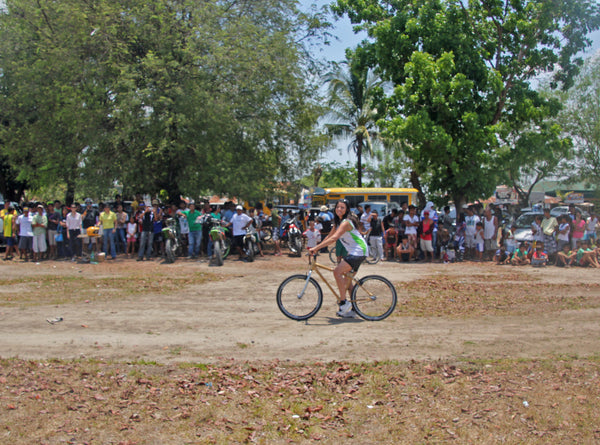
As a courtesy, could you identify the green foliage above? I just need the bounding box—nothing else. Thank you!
[324,58,385,187]
[0,0,328,202]
[334,0,600,209]
[558,55,600,190]
[318,161,357,187]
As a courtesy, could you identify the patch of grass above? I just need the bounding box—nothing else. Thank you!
[0,271,217,307]
[394,272,600,318]
[5,357,599,443]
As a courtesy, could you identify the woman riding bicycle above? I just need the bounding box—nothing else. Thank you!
[308,199,368,318]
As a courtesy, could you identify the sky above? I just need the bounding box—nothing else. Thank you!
[299,0,600,168]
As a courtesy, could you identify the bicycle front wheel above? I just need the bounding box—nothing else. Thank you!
[351,275,397,321]
[277,274,323,321]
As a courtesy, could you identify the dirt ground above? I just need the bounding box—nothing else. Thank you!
[1,253,599,365]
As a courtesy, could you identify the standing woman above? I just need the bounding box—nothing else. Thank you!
[571,211,586,249]
[308,199,368,318]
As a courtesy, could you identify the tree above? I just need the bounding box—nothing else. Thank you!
[324,60,384,187]
[559,53,600,190]
[0,0,328,203]
[334,0,600,211]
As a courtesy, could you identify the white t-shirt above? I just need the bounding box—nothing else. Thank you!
[303,228,321,248]
[17,214,34,237]
[465,214,480,236]
[231,212,252,236]
[360,212,372,231]
[403,214,419,235]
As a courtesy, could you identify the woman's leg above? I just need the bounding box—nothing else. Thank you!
[333,260,353,304]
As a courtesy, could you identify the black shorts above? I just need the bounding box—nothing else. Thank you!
[233,234,244,248]
[342,255,366,272]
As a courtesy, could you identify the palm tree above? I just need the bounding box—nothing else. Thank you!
[325,62,383,187]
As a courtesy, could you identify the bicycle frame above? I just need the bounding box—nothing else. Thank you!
[305,254,373,303]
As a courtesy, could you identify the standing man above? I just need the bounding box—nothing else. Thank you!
[230,205,253,261]
[464,206,480,260]
[16,206,34,261]
[99,203,117,260]
[482,207,499,261]
[46,202,60,260]
[177,202,203,259]
[137,203,154,261]
[81,198,99,256]
[31,204,48,262]
[2,205,17,261]
[66,203,83,261]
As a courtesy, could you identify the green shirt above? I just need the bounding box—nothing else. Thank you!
[181,209,203,232]
[32,214,48,236]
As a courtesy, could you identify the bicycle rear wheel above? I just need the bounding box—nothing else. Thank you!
[365,250,380,265]
[277,274,323,321]
[351,275,397,321]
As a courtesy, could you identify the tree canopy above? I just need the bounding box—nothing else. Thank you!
[0,0,329,203]
[333,0,600,209]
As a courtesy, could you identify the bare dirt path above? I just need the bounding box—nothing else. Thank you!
[1,254,599,364]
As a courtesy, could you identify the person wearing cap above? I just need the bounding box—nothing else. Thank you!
[230,205,253,260]
[177,202,203,259]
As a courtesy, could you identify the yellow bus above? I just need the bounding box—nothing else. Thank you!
[311,187,418,209]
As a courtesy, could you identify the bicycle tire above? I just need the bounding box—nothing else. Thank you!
[165,239,176,264]
[214,240,223,266]
[351,275,397,321]
[328,246,338,264]
[365,250,380,265]
[277,274,323,321]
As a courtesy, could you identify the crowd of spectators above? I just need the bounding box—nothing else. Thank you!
[2,195,599,269]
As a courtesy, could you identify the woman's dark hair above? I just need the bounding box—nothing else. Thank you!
[333,199,359,227]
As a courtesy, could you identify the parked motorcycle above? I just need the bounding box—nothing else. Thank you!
[243,224,260,262]
[208,218,231,266]
[162,217,181,263]
[281,218,303,256]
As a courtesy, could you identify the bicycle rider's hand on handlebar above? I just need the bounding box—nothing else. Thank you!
[308,247,318,256]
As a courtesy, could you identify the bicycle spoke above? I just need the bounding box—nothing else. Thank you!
[352,275,397,321]
[277,275,323,321]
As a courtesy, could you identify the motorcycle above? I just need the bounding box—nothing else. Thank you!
[162,217,181,263]
[208,217,231,266]
[281,218,303,256]
[243,224,260,262]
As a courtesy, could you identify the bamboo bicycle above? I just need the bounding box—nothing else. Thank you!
[277,254,397,321]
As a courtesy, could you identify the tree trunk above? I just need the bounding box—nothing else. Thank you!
[409,170,427,208]
[356,139,363,187]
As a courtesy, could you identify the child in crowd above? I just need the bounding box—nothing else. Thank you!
[576,240,600,268]
[556,243,575,267]
[493,243,510,265]
[474,221,484,261]
[302,220,321,250]
[556,215,571,252]
[511,242,530,266]
[384,225,398,261]
[126,215,137,257]
[531,242,548,267]
[396,235,414,262]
